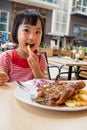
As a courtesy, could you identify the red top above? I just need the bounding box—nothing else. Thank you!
[0,49,47,82]
[11,49,37,68]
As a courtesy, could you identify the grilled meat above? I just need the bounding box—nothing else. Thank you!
[37,81,85,105]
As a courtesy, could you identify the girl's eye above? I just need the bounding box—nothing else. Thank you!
[24,29,29,32]
[36,31,42,34]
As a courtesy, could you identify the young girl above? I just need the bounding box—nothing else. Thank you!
[0,9,47,85]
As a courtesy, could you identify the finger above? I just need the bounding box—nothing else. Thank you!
[0,72,9,81]
[0,79,8,85]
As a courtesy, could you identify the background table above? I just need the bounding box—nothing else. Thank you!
[48,56,87,80]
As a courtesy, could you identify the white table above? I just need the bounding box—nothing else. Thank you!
[48,56,87,80]
[0,82,87,130]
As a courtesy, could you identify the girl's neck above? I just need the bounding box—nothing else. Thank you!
[16,48,28,59]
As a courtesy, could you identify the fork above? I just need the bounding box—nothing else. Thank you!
[15,81,50,102]
[15,81,30,93]
[15,81,38,100]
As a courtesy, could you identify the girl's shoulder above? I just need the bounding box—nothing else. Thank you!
[0,50,13,59]
[6,50,12,57]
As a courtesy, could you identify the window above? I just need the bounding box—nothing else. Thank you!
[83,0,87,6]
[0,10,9,32]
[43,0,58,4]
[73,25,87,38]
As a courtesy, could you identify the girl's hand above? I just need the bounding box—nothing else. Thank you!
[27,51,44,78]
[0,71,9,85]
[27,51,39,69]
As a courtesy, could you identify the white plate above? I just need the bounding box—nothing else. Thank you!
[14,80,87,111]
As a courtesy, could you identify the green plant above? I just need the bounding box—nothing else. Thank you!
[81,47,87,54]
[40,42,46,48]
[74,66,80,79]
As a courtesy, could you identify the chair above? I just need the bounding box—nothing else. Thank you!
[77,56,87,79]
[55,69,76,80]
[41,52,60,80]
[78,67,87,79]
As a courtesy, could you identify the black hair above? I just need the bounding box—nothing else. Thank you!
[12,9,44,44]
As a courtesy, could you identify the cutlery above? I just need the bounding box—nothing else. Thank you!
[15,81,30,93]
[15,81,38,100]
[15,81,51,102]
[34,98,51,103]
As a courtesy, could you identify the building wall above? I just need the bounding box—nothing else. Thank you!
[0,0,11,11]
[69,15,87,36]
[0,0,12,26]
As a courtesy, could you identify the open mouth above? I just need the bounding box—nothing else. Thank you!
[26,43,35,48]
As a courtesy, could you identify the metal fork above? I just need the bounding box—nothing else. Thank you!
[15,81,30,93]
[15,81,38,100]
[34,98,51,103]
[15,81,50,102]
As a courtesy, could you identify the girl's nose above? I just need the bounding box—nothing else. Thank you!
[28,33,35,40]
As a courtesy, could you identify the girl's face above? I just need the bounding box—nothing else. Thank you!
[17,19,42,54]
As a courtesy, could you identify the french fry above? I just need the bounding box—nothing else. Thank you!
[80,89,87,94]
[65,100,76,108]
[79,94,87,101]
[76,101,87,106]
[65,89,87,107]
[27,45,31,52]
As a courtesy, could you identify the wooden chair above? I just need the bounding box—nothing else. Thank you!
[60,50,72,57]
[78,56,87,79]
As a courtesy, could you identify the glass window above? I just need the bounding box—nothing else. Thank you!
[53,0,58,4]
[56,11,62,22]
[61,24,66,33]
[0,10,9,33]
[62,13,67,23]
[77,0,81,5]
[55,23,61,32]
[83,0,87,6]
[73,26,80,36]
[64,3,68,12]
[0,24,6,31]
[47,0,53,3]
[0,12,7,23]
[72,0,76,6]
[73,25,87,38]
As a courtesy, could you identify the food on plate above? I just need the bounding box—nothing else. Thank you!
[35,80,86,107]
[65,89,87,107]
[75,81,85,89]
[33,79,50,88]
[27,45,31,52]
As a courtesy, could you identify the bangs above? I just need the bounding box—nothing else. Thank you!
[23,16,38,25]
[23,15,38,25]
